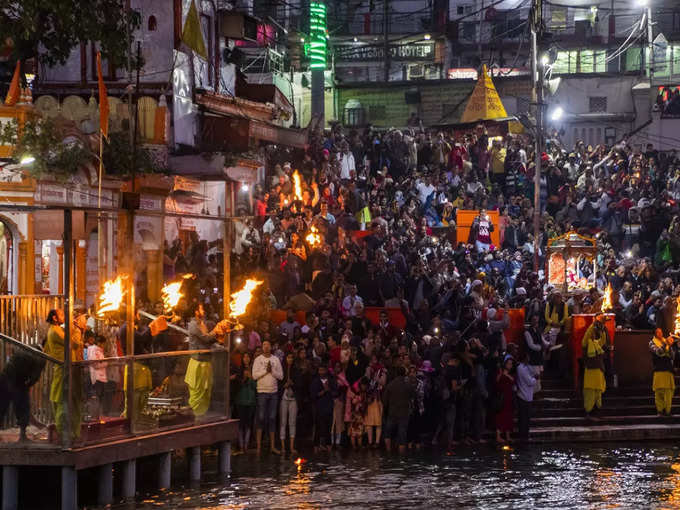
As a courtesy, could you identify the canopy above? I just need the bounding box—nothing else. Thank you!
[459,64,508,124]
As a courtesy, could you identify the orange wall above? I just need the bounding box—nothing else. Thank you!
[456,210,500,247]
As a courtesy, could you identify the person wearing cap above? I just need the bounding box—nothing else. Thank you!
[470,209,494,253]
[582,315,609,418]
[649,328,676,417]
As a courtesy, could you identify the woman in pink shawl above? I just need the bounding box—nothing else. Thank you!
[345,377,368,448]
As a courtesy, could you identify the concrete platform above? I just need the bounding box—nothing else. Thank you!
[0,419,238,469]
[530,422,680,442]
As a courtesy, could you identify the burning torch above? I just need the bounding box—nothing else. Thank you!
[600,282,617,387]
[292,170,303,212]
[138,275,194,336]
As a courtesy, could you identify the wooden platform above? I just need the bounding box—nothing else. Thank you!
[0,419,238,470]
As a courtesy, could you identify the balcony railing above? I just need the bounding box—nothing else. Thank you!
[0,295,64,346]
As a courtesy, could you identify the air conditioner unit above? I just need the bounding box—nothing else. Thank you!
[220,12,259,41]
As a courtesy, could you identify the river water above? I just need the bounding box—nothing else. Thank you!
[124,443,680,509]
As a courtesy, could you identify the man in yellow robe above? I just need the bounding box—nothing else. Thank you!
[582,315,608,417]
[649,328,675,416]
[185,303,230,417]
[44,308,84,441]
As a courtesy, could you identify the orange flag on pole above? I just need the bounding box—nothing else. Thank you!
[96,52,109,138]
[4,60,20,106]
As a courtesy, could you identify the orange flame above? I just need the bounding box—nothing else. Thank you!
[292,170,303,202]
[674,296,680,337]
[229,279,263,319]
[97,276,126,317]
[305,226,321,247]
[601,282,613,313]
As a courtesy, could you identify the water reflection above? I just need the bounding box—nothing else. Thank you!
[123,444,680,510]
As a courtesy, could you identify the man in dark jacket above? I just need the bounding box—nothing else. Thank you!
[0,345,46,442]
[310,362,337,452]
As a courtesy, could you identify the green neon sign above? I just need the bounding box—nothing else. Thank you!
[309,2,327,69]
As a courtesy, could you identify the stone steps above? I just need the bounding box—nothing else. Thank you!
[529,423,680,442]
[535,404,665,418]
[525,376,680,441]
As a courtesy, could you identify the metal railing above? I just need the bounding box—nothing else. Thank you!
[0,295,64,347]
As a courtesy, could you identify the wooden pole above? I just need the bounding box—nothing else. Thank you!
[62,209,73,448]
[97,130,106,300]
[223,186,232,418]
[125,210,135,430]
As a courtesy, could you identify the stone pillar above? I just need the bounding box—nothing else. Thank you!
[121,459,136,500]
[26,214,35,294]
[56,245,64,294]
[17,242,27,295]
[75,241,87,303]
[61,466,77,510]
[97,463,113,506]
[145,249,161,302]
[189,447,201,482]
[218,441,231,479]
[158,452,172,490]
[2,465,18,510]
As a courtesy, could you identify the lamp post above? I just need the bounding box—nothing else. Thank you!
[637,0,654,87]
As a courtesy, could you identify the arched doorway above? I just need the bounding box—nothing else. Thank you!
[0,219,15,295]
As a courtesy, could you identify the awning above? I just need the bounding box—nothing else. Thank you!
[200,113,307,151]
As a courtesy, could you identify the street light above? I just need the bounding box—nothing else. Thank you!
[540,54,550,66]
[241,183,249,192]
[19,155,35,165]
[550,106,564,121]
[424,34,432,40]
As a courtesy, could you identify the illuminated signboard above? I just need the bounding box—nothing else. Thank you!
[309,2,327,69]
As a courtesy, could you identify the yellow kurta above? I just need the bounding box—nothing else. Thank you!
[651,338,675,414]
[185,358,213,416]
[582,323,607,412]
[44,324,83,439]
[544,301,570,334]
[123,361,153,424]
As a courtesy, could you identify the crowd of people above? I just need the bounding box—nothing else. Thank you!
[217,123,680,453]
[5,120,680,453]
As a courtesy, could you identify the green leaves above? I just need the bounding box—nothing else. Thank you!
[102,131,165,178]
[0,119,165,180]
[0,118,93,181]
[1,0,141,69]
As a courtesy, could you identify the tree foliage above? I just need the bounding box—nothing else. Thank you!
[102,131,166,178]
[1,0,141,68]
[0,118,93,181]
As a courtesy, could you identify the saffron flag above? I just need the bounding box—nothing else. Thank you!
[96,52,109,138]
[4,60,20,106]
[182,0,208,59]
